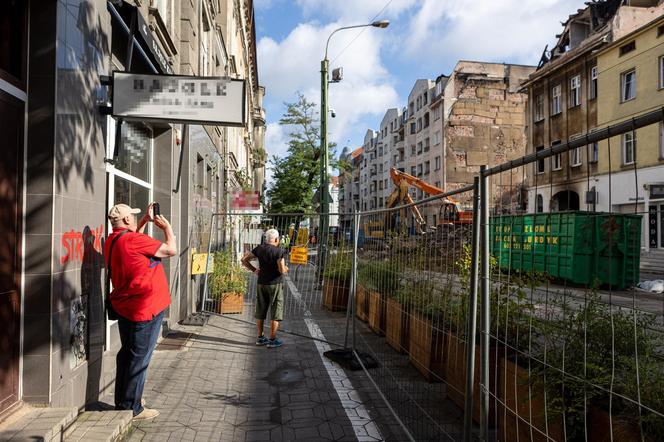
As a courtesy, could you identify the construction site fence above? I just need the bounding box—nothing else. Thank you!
[196,106,664,441]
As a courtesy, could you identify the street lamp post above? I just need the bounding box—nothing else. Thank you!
[319,20,389,277]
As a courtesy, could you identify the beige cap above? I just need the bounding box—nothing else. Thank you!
[108,204,141,222]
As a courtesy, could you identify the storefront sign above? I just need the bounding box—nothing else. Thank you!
[650,184,664,200]
[231,190,260,209]
[135,11,173,75]
[289,247,308,265]
[112,72,246,126]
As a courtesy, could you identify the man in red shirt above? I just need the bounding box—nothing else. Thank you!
[105,203,177,420]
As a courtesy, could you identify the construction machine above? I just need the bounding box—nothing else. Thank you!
[385,168,472,232]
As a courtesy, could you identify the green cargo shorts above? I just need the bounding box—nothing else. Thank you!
[255,283,284,321]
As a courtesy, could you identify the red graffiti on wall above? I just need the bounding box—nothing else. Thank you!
[61,225,104,264]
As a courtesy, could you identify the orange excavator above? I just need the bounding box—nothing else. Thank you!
[385,167,473,234]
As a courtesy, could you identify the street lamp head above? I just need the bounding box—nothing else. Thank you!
[371,20,390,28]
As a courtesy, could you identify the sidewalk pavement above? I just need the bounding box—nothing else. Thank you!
[119,310,405,441]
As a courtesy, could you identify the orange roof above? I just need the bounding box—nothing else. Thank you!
[350,147,363,158]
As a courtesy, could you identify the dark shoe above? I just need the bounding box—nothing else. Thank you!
[267,338,283,348]
[256,335,269,346]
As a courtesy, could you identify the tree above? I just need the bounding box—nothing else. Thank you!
[267,93,336,213]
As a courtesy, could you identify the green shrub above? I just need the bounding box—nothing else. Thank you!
[357,260,401,295]
[322,252,352,282]
[210,249,247,298]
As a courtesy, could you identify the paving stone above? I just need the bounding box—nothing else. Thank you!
[0,407,78,442]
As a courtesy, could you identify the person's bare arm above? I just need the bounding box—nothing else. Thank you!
[277,257,289,274]
[241,252,259,274]
[137,203,154,233]
[153,215,177,258]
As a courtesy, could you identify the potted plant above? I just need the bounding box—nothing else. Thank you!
[355,260,369,322]
[322,252,352,311]
[405,280,451,382]
[358,261,401,336]
[209,249,247,314]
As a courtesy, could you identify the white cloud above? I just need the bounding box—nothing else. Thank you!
[404,0,586,65]
[295,0,417,22]
[258,19,400,152]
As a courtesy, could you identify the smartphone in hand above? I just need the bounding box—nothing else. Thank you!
[153,202,160,217]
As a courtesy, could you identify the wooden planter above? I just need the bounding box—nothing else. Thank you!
[445,333,498,426]
[356,284,368,322]
[386,298,409,353]
[323,278,349,311]
[216,292,244,314]
[367,290,386,336]
[587,405,641,442]
[497,357,564,442]
[408,312,446,382]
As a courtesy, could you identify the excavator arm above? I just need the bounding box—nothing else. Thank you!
[386,174,426,232]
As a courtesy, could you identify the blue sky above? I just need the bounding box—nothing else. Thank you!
[254,0,587,179]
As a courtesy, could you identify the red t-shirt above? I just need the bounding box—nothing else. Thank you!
[104,228,170,322]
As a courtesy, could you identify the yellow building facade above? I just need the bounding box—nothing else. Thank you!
[596,15,664,249]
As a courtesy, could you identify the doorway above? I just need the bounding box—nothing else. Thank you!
[0,89,24,415]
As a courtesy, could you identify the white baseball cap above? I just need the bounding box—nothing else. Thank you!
[108,204,141,222]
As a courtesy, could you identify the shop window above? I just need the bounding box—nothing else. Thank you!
[117,122,151,182]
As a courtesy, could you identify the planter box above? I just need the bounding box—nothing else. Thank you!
[587,405,641,442]
[498,357,564,442]
[445,334,498,426]
[408,312,445,382]
[216,292,244,314]
[323,278,349,311]
[367,290,386,336]
[356,284,368,322]
[386,298,409,353]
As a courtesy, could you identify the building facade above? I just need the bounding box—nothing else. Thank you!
[521,0,663,248]
[0,0,264,417]
[595,11,664,250]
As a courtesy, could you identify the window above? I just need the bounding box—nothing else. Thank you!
[411,145,416,155]
[589,142,599,163]
[622,131,636,165]
[569,75,581,107]
[589,66,598,100]
[551,84,562,115]
[659,56,664,89]
[619,41,635,57]
[435,181,441,188]
[435,156,441,170]
[434,105,441,121]
[658,24,664,37]
[424,113,430,128]
[536,194,544,213]
[410,166,416,175]
[424,138,430,152]
[660,123,664,159]
[434,131,441,146]
[410,123,416,134]
[417,164,422,176]
[552,140,562,170]
[409,102,414,115]
[553,153,562,170]
[570,147,582,167]
[536,146,545,174]
[621,69,636,102]
[424,161,430,175]
[417,118,422,132]
[534,93,544,122]
[417,142,422,155]
[423,92,428,105]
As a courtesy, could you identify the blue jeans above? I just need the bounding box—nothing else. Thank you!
[115,310,165,416]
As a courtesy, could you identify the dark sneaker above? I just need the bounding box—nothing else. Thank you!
[256,336,269,346]
[267,338,283,348]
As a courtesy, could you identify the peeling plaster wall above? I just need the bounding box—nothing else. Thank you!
[444,63,534,206]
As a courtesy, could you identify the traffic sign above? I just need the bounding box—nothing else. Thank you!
[289,247,308,265]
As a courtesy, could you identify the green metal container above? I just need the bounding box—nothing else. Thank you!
[490,211,642,289]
